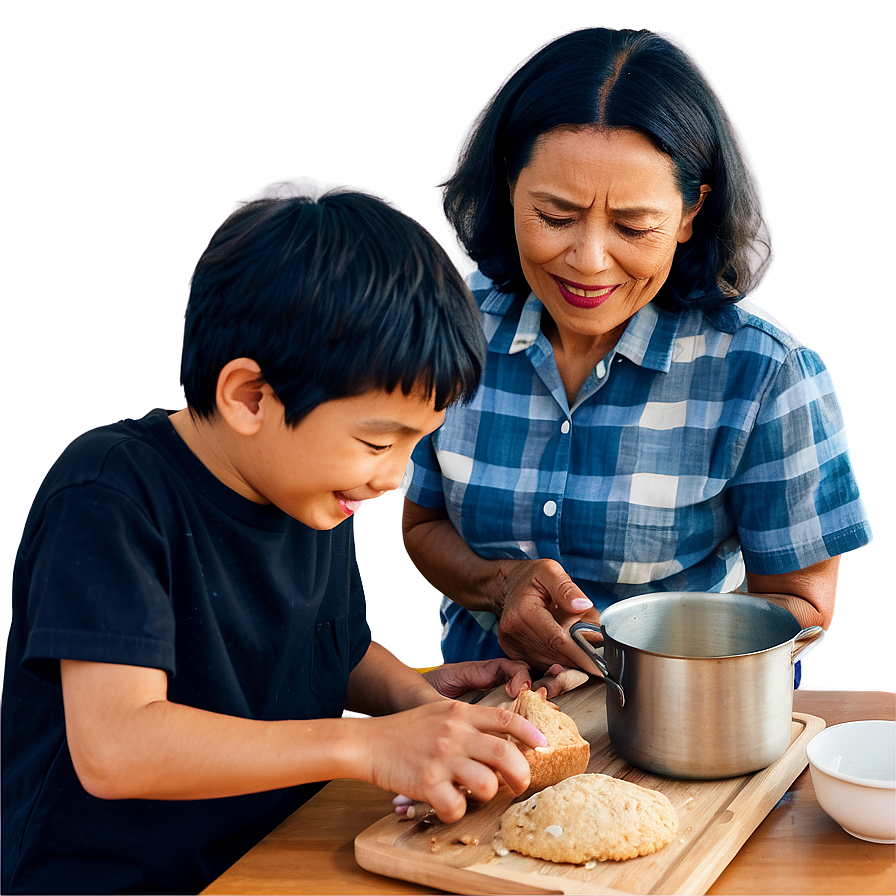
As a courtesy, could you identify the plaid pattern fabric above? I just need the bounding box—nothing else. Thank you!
[405,272,871,651]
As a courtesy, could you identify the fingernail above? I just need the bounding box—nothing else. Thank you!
[571,598,593,611]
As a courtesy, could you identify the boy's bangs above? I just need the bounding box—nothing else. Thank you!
[182,188,485,424]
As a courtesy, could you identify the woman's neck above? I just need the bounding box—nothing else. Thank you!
[541,313,623,406]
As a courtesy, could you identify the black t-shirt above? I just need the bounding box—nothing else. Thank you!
[2,409,371,894]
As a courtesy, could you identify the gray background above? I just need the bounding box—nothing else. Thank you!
[2,1,890,690]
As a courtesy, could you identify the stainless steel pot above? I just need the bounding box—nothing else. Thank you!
[570,592,824,779]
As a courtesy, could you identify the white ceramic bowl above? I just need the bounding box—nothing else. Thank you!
[806,720,895,843]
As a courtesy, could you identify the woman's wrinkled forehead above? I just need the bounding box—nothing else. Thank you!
[514,125,680,193]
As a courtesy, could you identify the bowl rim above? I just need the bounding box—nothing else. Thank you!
[807,720,895,790]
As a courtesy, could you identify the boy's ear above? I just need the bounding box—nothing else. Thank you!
[215,358,274,436]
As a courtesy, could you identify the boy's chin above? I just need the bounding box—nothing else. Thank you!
[289,499,357,530]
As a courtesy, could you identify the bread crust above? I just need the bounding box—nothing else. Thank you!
[511,689,590,790]
[498,773,679,864]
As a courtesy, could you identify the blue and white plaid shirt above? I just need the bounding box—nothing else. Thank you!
[405,272,872,661]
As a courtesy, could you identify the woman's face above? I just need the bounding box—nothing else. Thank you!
[511,127,707,347]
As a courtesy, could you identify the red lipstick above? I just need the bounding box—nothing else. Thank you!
[553,276,621,309]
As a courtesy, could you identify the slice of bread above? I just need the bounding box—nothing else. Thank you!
[510,688,590,790]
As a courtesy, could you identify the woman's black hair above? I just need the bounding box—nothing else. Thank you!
[443,28,771,309]
[181,186,486,424]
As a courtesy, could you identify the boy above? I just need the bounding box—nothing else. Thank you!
[1,187,547,894]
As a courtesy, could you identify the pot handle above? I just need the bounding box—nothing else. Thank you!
[792,625,825,664]
[570,621,625,707]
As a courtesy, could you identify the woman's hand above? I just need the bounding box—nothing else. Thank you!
[497,558,603,673]
[402,501,602,675]
[423,659,588,700]
[361,700,547,823]
[422,658,533,699]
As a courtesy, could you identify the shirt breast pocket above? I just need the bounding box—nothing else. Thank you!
[309,616,351,715]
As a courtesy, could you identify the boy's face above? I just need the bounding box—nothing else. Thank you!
[241,387,445,529]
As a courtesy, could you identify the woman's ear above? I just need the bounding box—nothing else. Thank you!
[215,358,271,436]
[677,184,712,244]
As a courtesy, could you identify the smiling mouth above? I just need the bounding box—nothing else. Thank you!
[553,277,622,308]
[336,494,363,516]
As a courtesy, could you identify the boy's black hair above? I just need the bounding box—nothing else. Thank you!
[181,187,486,425]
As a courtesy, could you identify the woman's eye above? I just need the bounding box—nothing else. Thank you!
[535,209,575,229]
[616,223,656,240]
[363,441,392,453]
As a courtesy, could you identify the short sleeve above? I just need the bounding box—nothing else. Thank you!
[729,347,871,574]
[403,435,447,509]
[21,483,176,682]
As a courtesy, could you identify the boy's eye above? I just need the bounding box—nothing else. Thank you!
[362,441,392,453]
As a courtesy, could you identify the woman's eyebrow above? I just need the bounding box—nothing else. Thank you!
[610,204,668,218]
[528,190,666,217]
[528,190,586,211]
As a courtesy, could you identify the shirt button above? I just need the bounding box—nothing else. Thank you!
[595,360,607,378]
[560,420,570,434]
[543,500,557,517]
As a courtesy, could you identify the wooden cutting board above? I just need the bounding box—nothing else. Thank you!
[354,679,824,895]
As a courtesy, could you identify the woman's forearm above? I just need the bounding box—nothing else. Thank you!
[745,555,839,630]
[402,498,516,617]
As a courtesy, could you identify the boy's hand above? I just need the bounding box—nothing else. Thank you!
[362,699,547,824]
[422,658,533,699]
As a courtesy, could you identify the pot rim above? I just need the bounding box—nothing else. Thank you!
[601,632,797,661]
[599,591,803,660]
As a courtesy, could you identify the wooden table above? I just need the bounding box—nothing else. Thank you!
[203,691,895,895]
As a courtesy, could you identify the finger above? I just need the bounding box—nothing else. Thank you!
[533,666,590,698]
[500,607,579,671]
[462,733,533,797]
[502,665,533,698]
[516,605,605,676]
[552,636,606,678]
[537,564,593,614]
[451,759,501,807]
[463,659,515,691]
[490,704,548,749]
[539,678,564,699]
[427,780,472,824]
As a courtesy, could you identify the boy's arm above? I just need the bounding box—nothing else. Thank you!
[343,641,446,715]
[61,655,547,823]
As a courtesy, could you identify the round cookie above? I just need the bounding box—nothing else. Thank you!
[498,773,678,864]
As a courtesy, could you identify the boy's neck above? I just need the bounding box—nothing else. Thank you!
[168,409,269,504]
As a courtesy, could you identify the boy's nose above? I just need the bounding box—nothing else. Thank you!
[370,456,410,493]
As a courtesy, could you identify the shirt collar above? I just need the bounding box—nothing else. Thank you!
[482,288,683,372]
[615,302,682,372]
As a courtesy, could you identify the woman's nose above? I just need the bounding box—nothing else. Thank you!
[566,223,610,274]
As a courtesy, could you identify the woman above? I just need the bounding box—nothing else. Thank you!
[402,28,871,676]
